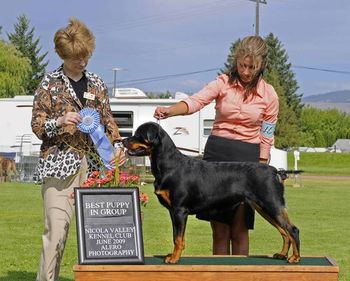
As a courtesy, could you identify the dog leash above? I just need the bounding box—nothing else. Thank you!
[156,118,162,138]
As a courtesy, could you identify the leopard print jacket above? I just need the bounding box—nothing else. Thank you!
[31,65,121,181]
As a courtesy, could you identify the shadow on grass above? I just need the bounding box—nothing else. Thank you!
[0,271,73,281]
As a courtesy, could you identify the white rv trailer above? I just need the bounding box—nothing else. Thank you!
[0,91,287,169]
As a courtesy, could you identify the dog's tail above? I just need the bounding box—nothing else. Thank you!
[277,169,288,182]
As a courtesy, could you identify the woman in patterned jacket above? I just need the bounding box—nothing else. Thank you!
[31,18,123,281]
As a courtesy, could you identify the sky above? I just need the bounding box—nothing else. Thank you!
[1,0,350,97]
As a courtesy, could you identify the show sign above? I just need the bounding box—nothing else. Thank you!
[74,188,144,264]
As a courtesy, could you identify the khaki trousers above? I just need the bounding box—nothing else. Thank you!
[36,158,87,281]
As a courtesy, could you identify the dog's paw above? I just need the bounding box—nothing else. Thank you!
[273,253,288,260]
[164,253,179,264]
[287,255,301,264]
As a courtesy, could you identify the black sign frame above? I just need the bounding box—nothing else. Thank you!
[74,188,144,265]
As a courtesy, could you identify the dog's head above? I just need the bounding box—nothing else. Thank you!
[122,122,162,156]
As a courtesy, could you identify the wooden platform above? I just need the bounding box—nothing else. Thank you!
[73,256,339,281]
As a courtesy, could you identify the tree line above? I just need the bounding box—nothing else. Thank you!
[1,16,348,148]
[0,15,48,98]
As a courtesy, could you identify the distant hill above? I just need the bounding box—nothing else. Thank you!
[302,90,350,113]
[302,90,350,103]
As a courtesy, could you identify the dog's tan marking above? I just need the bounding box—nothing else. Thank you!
[155,190,171,207]
[165,235,185,264]
[281,209,300,263]
[253,203,291,259]
[274,208,300,262]
[129,142,152,155]
[130,143,149,150]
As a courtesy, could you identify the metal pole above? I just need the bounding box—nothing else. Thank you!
[255,0,260,36]
[113,68,117,96]
[18,134,32,181]
[112,67,126,96]
[248,0,267,36]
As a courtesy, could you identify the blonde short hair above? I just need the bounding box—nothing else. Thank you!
[54,17,95,60]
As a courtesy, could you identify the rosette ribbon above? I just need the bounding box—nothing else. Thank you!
[76,108,116,169]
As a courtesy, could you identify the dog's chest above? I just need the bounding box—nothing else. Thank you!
[155,189,171,208]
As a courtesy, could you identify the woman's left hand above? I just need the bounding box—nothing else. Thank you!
[110,148,126,167]
[259,158,268,164]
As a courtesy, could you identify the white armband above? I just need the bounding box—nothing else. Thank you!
[261,121,276,138]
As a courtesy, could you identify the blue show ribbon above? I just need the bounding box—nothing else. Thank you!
[77,108,116,169]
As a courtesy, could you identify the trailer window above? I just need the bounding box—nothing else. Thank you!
[112,111,134,137]
[203,119,214,136]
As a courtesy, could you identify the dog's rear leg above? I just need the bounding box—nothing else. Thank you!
[165,208,188,264]
[272,226,291,260]
[253,204,291,260]
[261,206,301,263]
[278,209,300,263]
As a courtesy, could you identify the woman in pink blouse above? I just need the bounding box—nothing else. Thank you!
[154,35,279,256]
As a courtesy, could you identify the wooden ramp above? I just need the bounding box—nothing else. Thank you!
[74,256,339,281]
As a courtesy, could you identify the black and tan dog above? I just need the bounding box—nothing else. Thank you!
[122,122,300,264]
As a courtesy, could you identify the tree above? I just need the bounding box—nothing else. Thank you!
[265,33,303,116]
[146,91,173,99]
[300,107,350,147]
[221,39,240,76]
[264,69,300,148]
[0,40,31,97]
[7,14,48,95]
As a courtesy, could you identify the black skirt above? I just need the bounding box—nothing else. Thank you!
[196,135,260,228]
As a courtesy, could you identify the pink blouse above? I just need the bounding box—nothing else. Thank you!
[183,74,279,160]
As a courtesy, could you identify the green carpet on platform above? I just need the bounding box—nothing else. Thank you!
[145,256,333,266]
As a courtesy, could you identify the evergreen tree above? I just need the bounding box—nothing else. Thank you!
[221,39,240,75]
[265,33,303,116]
[264,69,300,148]
[7,14,48,95]
[0,40,31,97]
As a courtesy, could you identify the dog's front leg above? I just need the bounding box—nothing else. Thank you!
[165,208,188,264]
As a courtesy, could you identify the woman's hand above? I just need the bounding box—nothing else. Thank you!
[57,112,81,127]
[154,102,189,120]
[154,106,171,120]
[110,148,126,167]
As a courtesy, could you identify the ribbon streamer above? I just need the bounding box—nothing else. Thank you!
[77,108,116,169]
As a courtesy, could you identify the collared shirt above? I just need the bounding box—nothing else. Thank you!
[183,74,279,160]
[31,65,121,181]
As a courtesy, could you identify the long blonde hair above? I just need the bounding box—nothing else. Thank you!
[54,17,95,60]
[226,36,268,100]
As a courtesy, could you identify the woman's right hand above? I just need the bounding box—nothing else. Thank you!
[154,106,171,120]
[57,112,82,127]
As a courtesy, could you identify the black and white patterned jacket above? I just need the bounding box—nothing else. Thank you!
[31,65,121,181]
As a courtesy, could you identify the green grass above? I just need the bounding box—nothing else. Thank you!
[1,177,349,281]
[287,151,350,175]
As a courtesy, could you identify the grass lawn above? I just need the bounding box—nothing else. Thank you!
[1,177,349,281]
[287,151,350,175]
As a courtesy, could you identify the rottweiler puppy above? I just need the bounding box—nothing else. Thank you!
[122,122,300,264]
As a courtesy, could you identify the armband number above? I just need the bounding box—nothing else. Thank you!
[261,121,276,138]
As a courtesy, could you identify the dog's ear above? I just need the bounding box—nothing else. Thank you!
[146,123,161,145]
